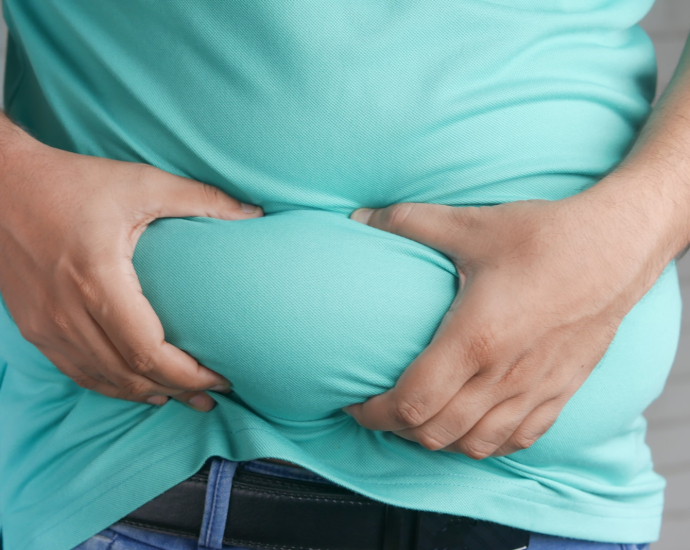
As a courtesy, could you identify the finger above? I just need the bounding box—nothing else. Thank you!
[143,167,264,221]
[391,373,519,452]
[37,343,110,386]
[396,345,554,455]
[444,395,537,459]
[350,202,480,259]
[46,299,187,392]
[84,261,231,392]
[490,396,566,457]
[344,307,481,432]
[484,349,595,458]
[46,339,222,412]
[68,306,228,412]
[39,345,168,405]
[171,388,232,412]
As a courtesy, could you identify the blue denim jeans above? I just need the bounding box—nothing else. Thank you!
[72,457,651,550]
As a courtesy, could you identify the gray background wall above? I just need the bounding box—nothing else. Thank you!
[0,2,688,547]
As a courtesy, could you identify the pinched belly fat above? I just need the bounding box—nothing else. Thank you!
[133,209,458,423]
[133,206,681,463]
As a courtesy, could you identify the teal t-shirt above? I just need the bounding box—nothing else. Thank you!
[0,1,682,548]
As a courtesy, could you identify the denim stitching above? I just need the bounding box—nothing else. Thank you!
[202,458,224,547]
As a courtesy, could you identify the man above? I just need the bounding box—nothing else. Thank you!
[0,1,687,548]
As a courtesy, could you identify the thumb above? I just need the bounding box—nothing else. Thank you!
[143,167,263,221]
[350,202,473,256]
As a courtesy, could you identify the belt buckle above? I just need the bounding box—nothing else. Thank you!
[416,512,530,550]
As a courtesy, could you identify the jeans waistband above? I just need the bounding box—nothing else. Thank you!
[107,456,650,550]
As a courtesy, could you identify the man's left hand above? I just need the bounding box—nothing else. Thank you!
[344,183,666,459]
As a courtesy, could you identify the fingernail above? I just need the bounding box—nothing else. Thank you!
[350,208,374,224]
[241,202,258,213]
[210,383,232,393]
[189,394,213,411]
[147,396,168,406]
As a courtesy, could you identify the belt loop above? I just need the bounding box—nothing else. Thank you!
[198,456,239,550]
[382,504,418,550]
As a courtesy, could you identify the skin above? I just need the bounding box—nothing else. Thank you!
[0,118,263,412]
[1,32,690,464]
[344,31,690,458]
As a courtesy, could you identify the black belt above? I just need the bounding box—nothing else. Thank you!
[119,459,530,550]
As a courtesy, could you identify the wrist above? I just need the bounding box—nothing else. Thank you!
[595,39,690,267]
[576,163,689,277]
[0,116,54,222]
[0,114,48,175]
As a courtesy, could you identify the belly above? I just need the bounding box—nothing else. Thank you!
[133,210,457,422]
[133,207,682,462]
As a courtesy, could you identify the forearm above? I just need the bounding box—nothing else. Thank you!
[585,31,690,269]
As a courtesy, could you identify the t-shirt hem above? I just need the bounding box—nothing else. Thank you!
[7,425,661,550]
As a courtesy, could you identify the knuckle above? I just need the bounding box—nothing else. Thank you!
[460,437,496,461]
[201,182,222,202]
[127,350,158,376]
[46,303,72,335]
[121,377,156,398]
[469,329,499,366]
[385,203,414,233]
[72,374,99,390]
[17,318,48,345]
[416,430,448,452]
[392,394,429,428]
[511,431,538,450]
[73,272,101,305]
[415,421,460,451]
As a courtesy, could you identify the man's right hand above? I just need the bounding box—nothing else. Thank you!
[0,116,263,412]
